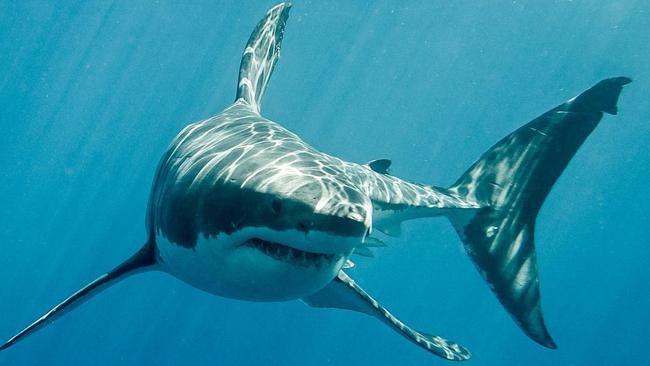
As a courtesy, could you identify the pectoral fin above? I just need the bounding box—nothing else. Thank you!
[0,242,156,352]
[303,271,471,361]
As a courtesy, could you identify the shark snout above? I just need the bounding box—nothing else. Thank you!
[266,193,369,238]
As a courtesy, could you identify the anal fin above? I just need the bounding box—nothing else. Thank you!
[303,271,471,361]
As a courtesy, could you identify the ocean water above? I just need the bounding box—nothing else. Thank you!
[1,1,648,365]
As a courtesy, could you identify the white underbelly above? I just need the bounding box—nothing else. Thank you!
[155,228,348,301]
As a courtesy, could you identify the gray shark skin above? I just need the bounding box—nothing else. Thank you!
[0,2,631,362]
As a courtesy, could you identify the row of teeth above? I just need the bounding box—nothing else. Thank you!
[248,238,336,267]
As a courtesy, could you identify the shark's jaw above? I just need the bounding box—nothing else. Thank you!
[242,237,338,267]
[155,227,353,302]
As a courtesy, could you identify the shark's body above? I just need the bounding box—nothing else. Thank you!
[152,100,475,302]
[0,3,631,362]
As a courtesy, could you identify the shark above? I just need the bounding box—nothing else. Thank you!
[0,2,631,362]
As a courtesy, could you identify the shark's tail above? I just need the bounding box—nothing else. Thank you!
[0,242,157,352]
[235,2,291,114]
[446,77,631,348]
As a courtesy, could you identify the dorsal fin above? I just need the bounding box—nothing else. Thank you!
[367,159,392,174]
[235,2,292,113]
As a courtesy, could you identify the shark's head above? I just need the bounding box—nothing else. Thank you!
[154,167,372,249]
[150,139,373,300]
[208,176,372,253]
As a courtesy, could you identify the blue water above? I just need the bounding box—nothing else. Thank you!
[1,1,648,365]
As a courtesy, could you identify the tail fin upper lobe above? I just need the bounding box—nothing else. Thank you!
[447,77,631,348]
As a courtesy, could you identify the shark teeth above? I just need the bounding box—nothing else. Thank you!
[246,238,336,267]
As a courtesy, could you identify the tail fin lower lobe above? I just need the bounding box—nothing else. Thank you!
[235,2,292,113]
[447,77,631,348]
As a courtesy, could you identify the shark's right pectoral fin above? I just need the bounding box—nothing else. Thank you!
[303,271,471,361]
[0,242,156,352]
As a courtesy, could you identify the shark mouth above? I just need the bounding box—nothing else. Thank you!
[244,238,337,268]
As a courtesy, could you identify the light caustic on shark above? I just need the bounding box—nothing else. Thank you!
[0,2,631,362]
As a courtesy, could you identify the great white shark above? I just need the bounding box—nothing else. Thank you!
[1,3,631,361]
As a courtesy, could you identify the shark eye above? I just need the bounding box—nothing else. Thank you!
[297,222,310,233]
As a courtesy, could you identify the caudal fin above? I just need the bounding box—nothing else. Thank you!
[236,2,292,113]
[446,77,631,348]
[0,242,156,352]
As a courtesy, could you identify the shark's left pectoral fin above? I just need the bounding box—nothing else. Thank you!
[303,271,471,361]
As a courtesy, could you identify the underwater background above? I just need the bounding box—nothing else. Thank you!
[1,1,648,365]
